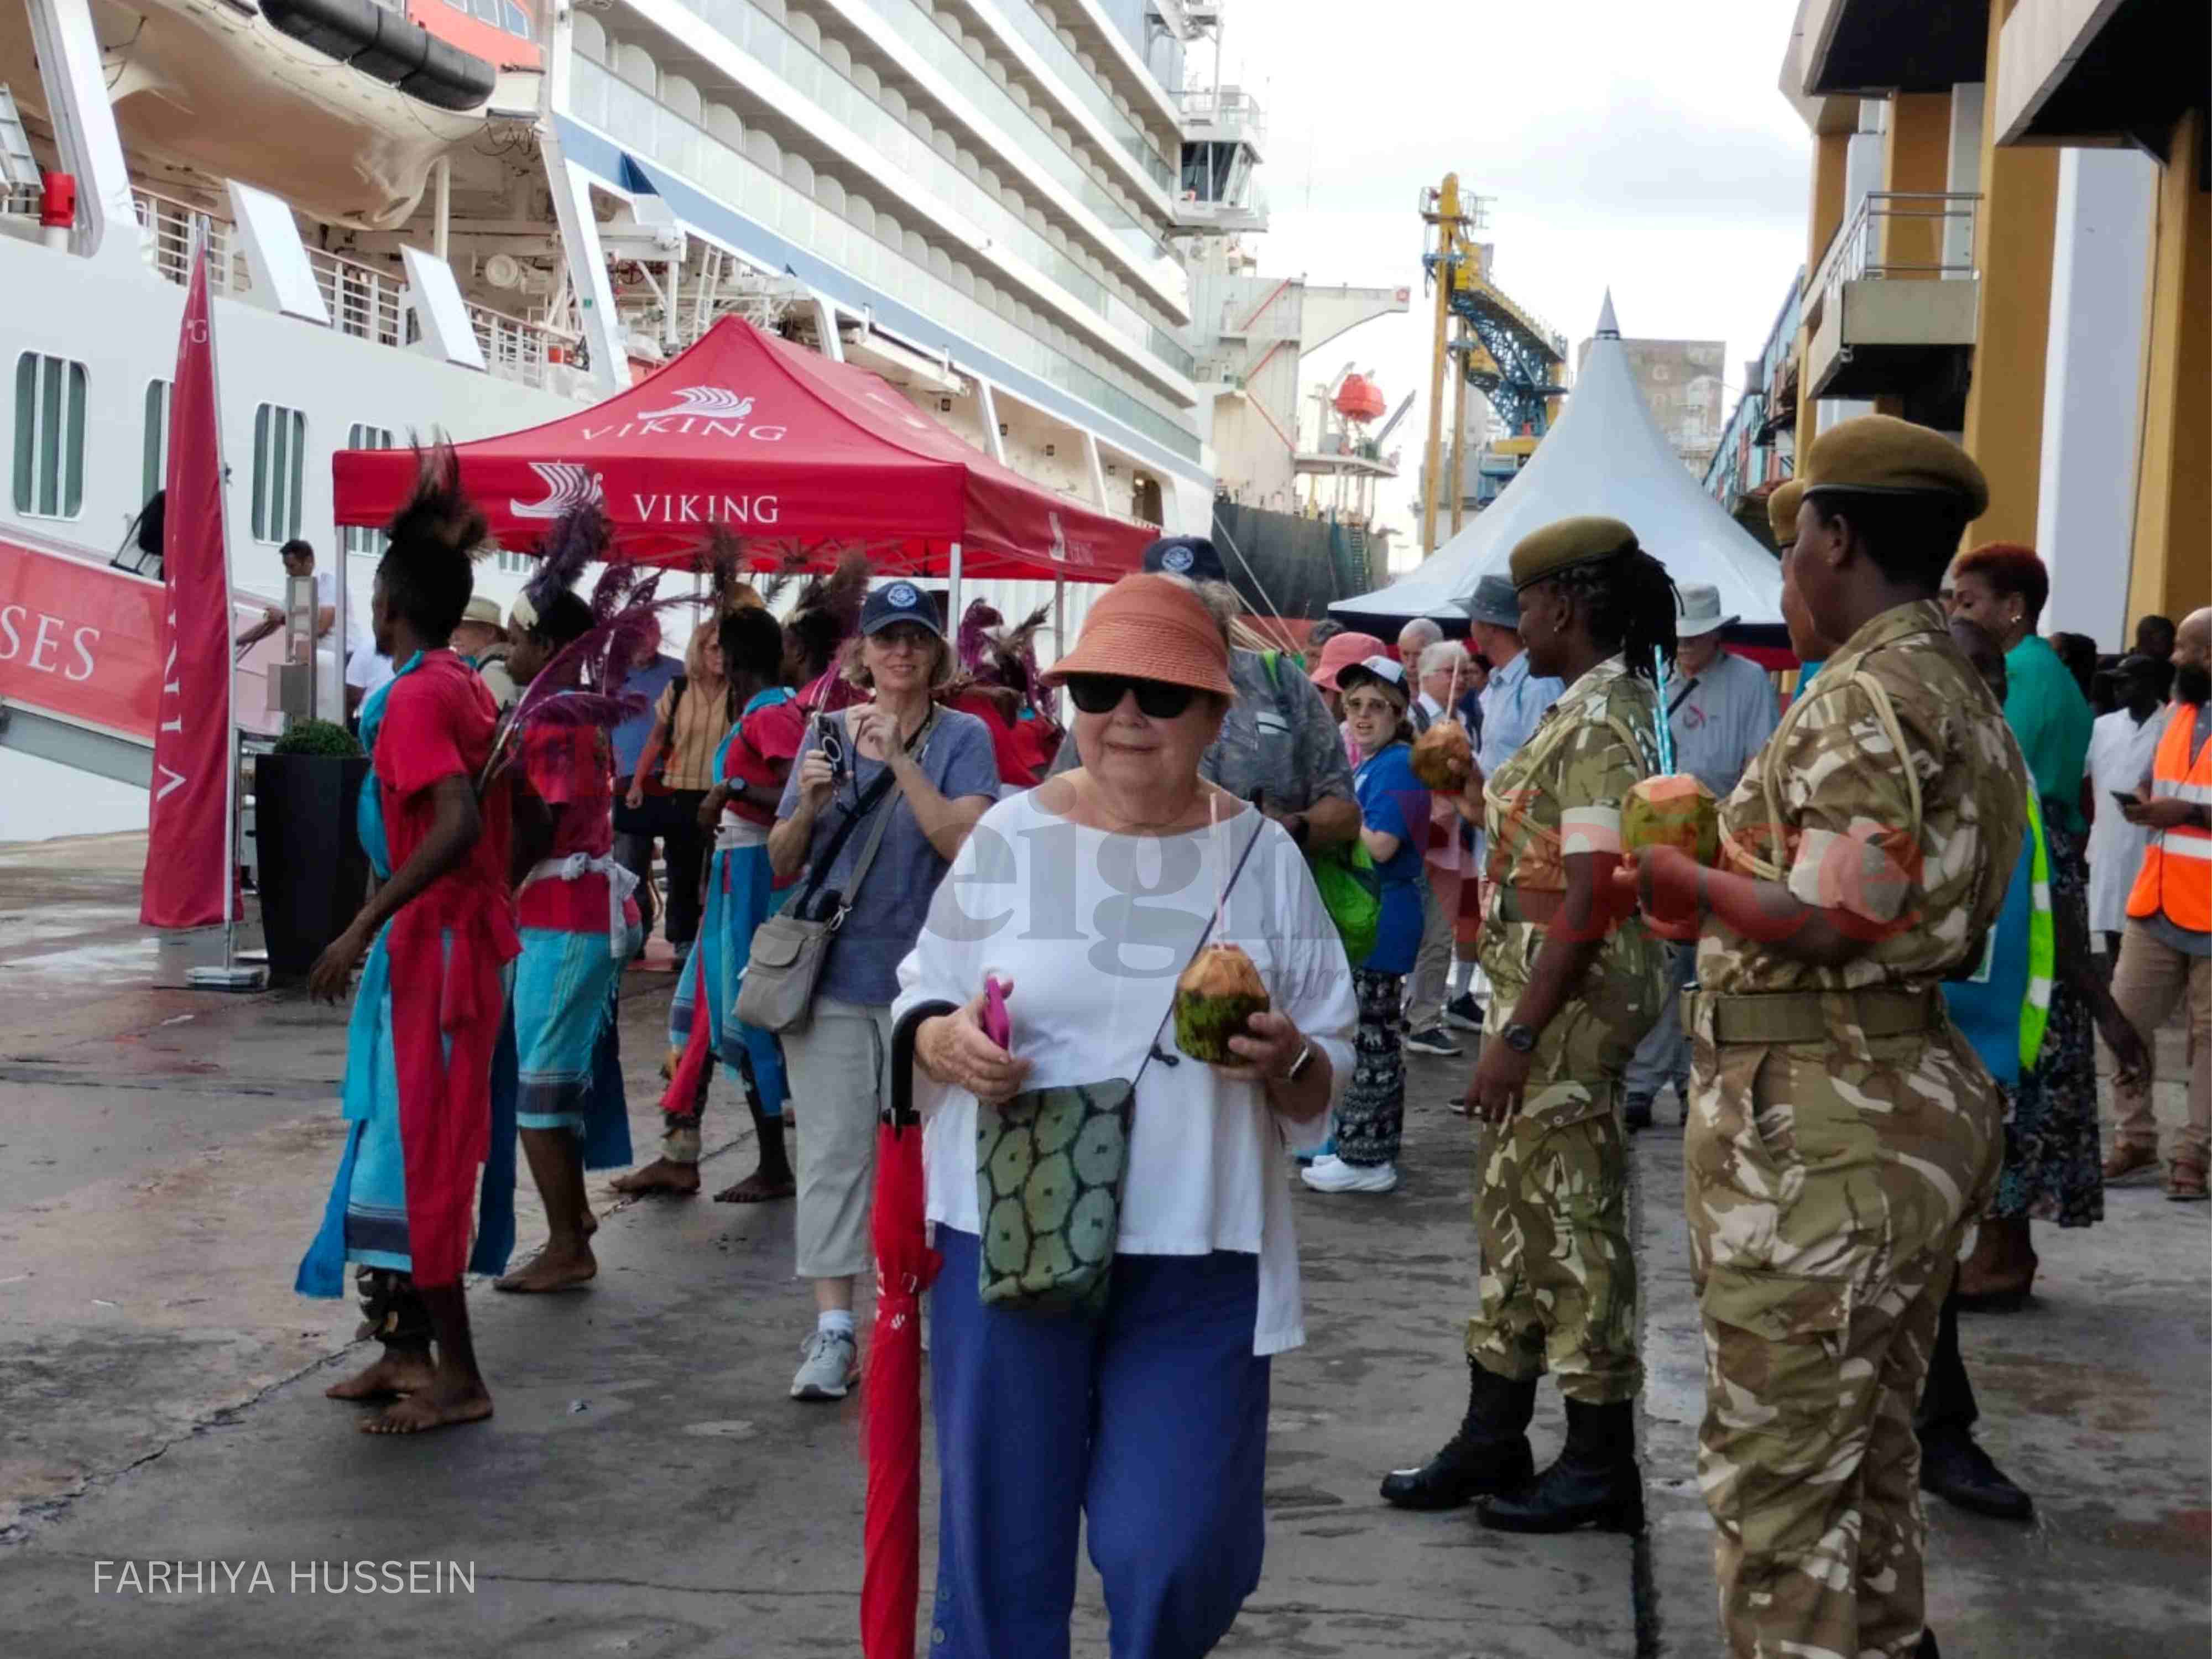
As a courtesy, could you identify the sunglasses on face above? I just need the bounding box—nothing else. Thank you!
[872,623,937,652]
[1342,694,1399,717]
[1063,675,1199,719]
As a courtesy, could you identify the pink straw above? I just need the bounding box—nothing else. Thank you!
[1211,791,1225,940]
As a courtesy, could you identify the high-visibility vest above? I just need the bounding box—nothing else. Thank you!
[2126,701,2212,933]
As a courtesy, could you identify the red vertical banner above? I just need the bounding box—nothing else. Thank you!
[140,237,239,929]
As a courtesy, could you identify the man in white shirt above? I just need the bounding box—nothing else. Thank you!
[1399,618,1444,733]
[234,539,363,722]
[2084,654,2171,956]
[1620,584,1779,1129]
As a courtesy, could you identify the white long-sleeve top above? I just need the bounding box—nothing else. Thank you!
[893,792,1357,1355]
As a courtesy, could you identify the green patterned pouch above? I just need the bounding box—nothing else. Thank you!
[972,817,1265,1317]
[975,1081,1136,1316]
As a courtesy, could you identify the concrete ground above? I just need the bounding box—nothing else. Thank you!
[1,831,2205,1656]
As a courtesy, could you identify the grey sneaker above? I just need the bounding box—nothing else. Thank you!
[791,1328,858,1401]
[1405,1025,1463,1057]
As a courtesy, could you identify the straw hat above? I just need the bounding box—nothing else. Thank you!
[1308,630,1387,691]
[1041,575,1234,697]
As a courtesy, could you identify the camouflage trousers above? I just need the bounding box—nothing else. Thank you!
[1464,1087,1640,1404]
[1686,1013,2000,1659]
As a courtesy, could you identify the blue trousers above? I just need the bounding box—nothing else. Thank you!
[929,1228,1271,1659]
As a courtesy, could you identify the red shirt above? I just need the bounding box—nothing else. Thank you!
[513,717,635,932]
[721,695,807,825]
[948,689,1058,788]
[374,651,511,930]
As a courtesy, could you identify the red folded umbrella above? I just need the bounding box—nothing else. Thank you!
[862,1116,941,1658]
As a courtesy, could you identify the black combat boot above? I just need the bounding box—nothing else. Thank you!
[1379,1362,1537,1510]
[1478,1397,1644,1533]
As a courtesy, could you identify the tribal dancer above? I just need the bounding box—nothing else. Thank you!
[615,605,805,1201]
[296,451,518,1434]
[492,578,643,1292]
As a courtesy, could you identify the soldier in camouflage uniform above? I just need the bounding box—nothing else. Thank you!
[1627,417,2027,1659]
[1381,517,1674,1531]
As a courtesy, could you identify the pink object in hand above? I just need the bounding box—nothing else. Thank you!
[980,975,1011,1051]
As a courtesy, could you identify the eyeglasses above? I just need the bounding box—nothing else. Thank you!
[871,623,937,652]
[1341,694,1400,717]
[1063,675,1199,718]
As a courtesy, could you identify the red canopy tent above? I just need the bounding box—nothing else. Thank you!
[330,315,1155,581]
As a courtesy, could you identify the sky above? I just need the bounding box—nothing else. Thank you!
[1203,0,1812,564]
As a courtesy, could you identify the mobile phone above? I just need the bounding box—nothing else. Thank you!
[2111,790,2141,809]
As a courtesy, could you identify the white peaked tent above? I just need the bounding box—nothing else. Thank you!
[1337,295,1785,634]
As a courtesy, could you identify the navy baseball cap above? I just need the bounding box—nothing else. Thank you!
[860,579,945,638]
[1141,536,1227,583]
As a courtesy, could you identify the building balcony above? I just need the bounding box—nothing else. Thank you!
[1802,191,1981,408]
[1793,0,1991,97]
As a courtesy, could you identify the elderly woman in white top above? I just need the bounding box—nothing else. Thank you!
[895,574,1356,1659]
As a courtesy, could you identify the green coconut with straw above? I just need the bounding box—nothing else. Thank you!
[1621,646,1721,865]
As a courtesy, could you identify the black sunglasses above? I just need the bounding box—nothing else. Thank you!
[1063,674,1199,719]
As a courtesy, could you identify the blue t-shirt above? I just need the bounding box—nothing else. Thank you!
[1354,740,1428,975]
[612,654,682,778]
[776,707,1000,1005]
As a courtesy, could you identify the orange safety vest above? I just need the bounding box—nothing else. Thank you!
[2126,701,2212,932]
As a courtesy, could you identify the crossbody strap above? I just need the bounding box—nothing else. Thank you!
[797,710,937,924]
[1131,809,1269,1090]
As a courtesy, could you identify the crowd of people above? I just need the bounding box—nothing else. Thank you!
[288,416,2208,1659]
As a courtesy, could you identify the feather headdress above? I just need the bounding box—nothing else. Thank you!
[383,440,487,568]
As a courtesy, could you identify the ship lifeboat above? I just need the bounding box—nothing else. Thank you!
[262,0,497,112]
[1333,373,1387,423]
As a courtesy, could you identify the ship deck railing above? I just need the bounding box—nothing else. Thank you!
[127,185,581,392]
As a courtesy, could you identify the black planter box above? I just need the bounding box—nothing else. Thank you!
[255,752,371,985]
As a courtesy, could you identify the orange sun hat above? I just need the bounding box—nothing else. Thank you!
[1041,574,1235,697]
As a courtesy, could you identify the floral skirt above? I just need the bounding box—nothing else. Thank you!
[1994,821,2104,1227]
[1338,969,1405,1168]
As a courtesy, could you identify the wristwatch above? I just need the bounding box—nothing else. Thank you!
[1501,1022,1540,1055]
[1283,1040,1317,1082]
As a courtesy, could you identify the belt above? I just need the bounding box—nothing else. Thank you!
[714,815,771,853]
[1688,985,1942,1046]
[521,853,641,958]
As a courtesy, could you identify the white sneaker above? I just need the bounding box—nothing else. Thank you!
[1301,1159,1399,1194]
[791,1328,858,1401]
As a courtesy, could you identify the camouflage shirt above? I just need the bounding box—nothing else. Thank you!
[1698,600,2029,997]
[1046,646,1356,816]
[1480,655,1668,1124]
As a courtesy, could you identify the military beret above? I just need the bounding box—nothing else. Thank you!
[1509,515,1640,592]
[1799,414,1989,518]
[1766,478,1804,545]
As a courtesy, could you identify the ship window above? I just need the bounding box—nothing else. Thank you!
[252,403,307,545]
[12,352,88,520]
[142,380,171,508]
[502,1,530,39]
[342,424,394,558]
[471,0,501,24]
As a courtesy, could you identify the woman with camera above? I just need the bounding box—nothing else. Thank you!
[766,581,999,1402]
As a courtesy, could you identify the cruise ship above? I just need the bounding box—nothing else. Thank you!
[0,0,1266,837]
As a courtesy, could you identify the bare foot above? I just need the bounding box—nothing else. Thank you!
[359,1378,494,1435]
[714,1168,796,1204]
[493,1243,598,1293]
[326,1349,436,1401]
[611,1158,701,1197]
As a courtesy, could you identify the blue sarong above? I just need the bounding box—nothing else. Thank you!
[666,706,790,1117]
[514,923,636,1171]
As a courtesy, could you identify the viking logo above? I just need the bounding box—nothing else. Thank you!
[511,462,605,519]
[885,582,921,609]
[1048,512,1068,564]
[634,387,755,421]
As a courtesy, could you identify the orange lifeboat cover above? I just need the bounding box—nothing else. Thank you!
[1333,374,1387,422]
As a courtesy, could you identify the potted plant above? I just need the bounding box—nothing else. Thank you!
[255,718,370,985]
